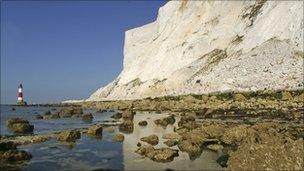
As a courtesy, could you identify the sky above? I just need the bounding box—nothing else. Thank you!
[1,0,167,104]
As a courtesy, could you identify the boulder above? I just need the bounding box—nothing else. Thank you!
[122,110,135,119]
[57,130,81,142]
[178,140,202,160]
[140,135,159,145]
[112,133,125,142]
[154,115,175,127]
[119,120,134,133]
[87,125,103,136]
[164,139,179,147]
[0,142,17,151]
[0,150,32,162]
[58,107,83,118]
[6,118,34,134]
[138,120,148,126]
[135,145,179,162]
[111,112,123,119]
[82,113,93,121]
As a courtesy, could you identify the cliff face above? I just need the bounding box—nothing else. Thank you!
[88,0,303,101]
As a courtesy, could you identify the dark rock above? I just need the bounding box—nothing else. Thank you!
[216,154,229,167]
[112,133,124,142]
[0,150,32,162]
[138,120,148,126]
[34,114,43,120]
[111,112,122,119]
[119,120,134,133]
[11,108,16,111]
[44,110,52,115]
[57,130,81,142]
[87,125,103,136]
[97,109,107,113]
[0,142,17,151]
[6,118,34,134]
[82,113,93,121]
[140,135,159,145]
[137,142,142,147]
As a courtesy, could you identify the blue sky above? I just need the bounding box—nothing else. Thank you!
[1,0,167,104]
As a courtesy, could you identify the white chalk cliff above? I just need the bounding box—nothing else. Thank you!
[88,0,303,101]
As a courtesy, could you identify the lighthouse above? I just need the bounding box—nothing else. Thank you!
[17,83,27,105]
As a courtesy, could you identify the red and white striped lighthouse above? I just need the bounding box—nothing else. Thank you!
[17,83,24,102]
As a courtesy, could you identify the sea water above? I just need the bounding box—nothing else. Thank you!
[0,105,222,170]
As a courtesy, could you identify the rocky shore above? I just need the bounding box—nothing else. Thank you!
[1,89,303,170]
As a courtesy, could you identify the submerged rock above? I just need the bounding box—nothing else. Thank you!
[138,120,148,126]
[136,145,179,162]
[140,135,159,145]
[87,125,103,136]
[112,133,125,142]
[6,118,34,134]
[57,130,81,142]
[217,154,229,167]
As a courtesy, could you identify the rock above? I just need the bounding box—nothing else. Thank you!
[140,135,159,145]
[217,154,229,167]
[0,150,32,162]
[234,93,247,101]
[201,123,226,139]
[177,115,198,130]
[136,145,179,162]
[44,110,52,115]
[154,115,176,127]
[12,108,16,111]
[6,118,34,134]
[227,137,304,170]
[87,125,103,136]
[34,114,43,120]
[50,113,60,119]
[178,140,202,160]
[57,130,81,142]
[111,112,123,119]
[281,91,293,101]
[0,142,17,151]
[207,144,224,151]
[162,133,180,140]
[164,139,178,147]
[137,142,142,147]
[138,120,148,126]
[82,113,93,121]
[122,110,135,119]
[112,133,125,142]
[58,107,83,118]
[119,120,134,133]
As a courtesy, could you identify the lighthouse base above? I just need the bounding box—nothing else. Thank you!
[17,101,27,106]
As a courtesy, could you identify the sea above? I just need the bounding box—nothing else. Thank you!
[0,105,222,171]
